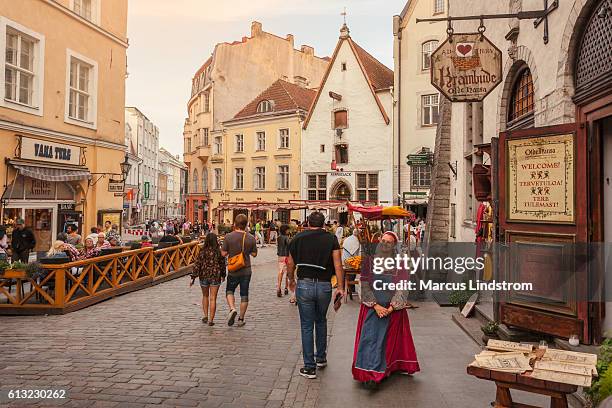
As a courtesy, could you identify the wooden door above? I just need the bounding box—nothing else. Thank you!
[497,123,589,342]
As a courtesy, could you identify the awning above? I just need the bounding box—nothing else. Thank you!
[404,199,428,205]
[347,203,415,220]
[13,164,91,182]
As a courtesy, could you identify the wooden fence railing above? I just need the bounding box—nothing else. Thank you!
[0,242,201,315]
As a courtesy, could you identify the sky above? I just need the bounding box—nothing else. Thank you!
[125,0,407,156]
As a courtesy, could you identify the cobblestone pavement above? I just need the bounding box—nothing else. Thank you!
[0,246,321,408]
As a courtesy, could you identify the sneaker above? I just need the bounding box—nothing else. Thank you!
[299,367,316,379]
[316,359,327,368]
[236,318,245,327]
[227,309,237,326]
[201,317,208,324]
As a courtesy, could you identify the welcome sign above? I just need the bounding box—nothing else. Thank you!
[20,137,82,166]
[507,133,575,223]
[431,33,503,102]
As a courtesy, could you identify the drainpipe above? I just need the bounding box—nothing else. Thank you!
[393,15,402,206]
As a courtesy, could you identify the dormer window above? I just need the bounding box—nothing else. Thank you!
[341,62,347,71]
[257,100,273,113]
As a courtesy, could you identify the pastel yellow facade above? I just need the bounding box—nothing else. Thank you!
[212,114,304,223]
[0,0,128,252]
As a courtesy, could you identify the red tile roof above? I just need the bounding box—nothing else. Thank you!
[233,79,317,119]
[351,41,394,90]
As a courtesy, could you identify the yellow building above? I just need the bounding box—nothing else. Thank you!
[0,0,128,252]
[213,80,316,224]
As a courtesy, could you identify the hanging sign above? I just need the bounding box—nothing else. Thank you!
[430,33,502,102]
[20,137,82,166]
[507,133,575,223]
[108,179,125,193]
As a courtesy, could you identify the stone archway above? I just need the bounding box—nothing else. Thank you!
[329,178,352,201]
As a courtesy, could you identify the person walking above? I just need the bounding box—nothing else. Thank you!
[11,218,36,263]
[287,211,345,379]
[276,224,291,298]
[255,220,265,248]
[190,232,226,326]
[221,214,257,327]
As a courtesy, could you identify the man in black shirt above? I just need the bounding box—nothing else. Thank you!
[287,212,345,379]
[159,232,182,246]
[11,218,36,263]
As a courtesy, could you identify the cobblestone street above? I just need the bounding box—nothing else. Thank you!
[0,247,546,408]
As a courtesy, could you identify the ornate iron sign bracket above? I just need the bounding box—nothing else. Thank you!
[416,0,559,44]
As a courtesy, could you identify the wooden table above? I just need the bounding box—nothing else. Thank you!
[467,365,577,408]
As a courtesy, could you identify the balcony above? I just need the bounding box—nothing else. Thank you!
[194,145,211,161]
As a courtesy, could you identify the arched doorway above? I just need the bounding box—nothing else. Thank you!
[329,179,351,225]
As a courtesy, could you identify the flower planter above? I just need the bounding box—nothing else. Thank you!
[1,269,26,279]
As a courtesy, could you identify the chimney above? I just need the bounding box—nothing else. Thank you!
[251,21,263,37]
[286,34,294,47]
[241,36,248,43]
[300,45,314,56]
[294,76,308,88]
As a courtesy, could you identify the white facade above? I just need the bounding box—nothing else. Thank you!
[159,147,187,218]
[393,0,447,216]
[302,26,394,220]
[125,107,159,222]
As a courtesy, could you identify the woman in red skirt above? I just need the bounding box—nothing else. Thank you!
[352,231,420,387]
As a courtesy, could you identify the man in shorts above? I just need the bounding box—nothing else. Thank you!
[221,214,258,327]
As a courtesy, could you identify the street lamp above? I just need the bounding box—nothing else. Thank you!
[120,154,132,181]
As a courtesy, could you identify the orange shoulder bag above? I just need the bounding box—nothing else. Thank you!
[227,232,247,273]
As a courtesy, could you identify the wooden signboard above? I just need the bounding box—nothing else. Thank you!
[430,33,502,102]
[507,133,575,223]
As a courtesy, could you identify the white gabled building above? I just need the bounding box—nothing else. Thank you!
[302,24,394,223]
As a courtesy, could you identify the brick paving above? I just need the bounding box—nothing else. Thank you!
[0,247,320,408]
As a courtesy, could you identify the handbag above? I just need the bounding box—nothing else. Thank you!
[227,232,247,273]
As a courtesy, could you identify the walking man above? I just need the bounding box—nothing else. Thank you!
[11,218,36,263]
[287,211,345,379]
[221,214,257,327]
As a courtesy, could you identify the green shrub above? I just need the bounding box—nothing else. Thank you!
[481,321,499,336]
[586,338,612,405]
[448,289,476,309]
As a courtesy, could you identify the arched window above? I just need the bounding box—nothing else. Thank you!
[192,168,199,193]
[256,100,273,113]
[422,40,439,70]
[507,68,534,125]
[202,168,208,193]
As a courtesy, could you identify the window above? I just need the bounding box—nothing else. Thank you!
[185,137,191,153]
[335,144,349,164]
[234,168,244,190]
[508,68,534,124]
[235,134,244,152]
[434,0,445,14]
[320,144,325,153]
[411,165,432,188]
[278,165,289,190]
[213,136,222,154]
[307,174,327,200]
[279,128,290,149]
[214,168,222,190]
[450,204,456,238]
[254,167,266,190]
[341,62,347,71]
[2,21,44,115]
[356,173,379,202]
[203,92,210,112]
[421,40,439,70]
[73,0,92,20]
[256,131,266,151]
[256,100,273,113]
[202,128,209,146]
[202,168,208,192]
[192,168,199,193]
[333,109,348,129]
[421,94,439,126]
[66,50,98,128]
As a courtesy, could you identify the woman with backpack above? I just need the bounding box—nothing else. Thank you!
[190,232,226,326]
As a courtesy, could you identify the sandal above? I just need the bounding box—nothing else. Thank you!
[277,290,282,297]
[208,321,215,326]
[284,288,289,295]
[201,316,208,323]
[289,298,296,304]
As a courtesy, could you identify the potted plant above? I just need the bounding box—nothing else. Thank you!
[481,321,500,344]
[25,262,46,280]
[586,337,612,407]
[2,261,27,279]
[448,289,476,310]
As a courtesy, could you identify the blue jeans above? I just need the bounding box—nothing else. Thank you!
[296,279,333,369]
[226,274,251,302]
